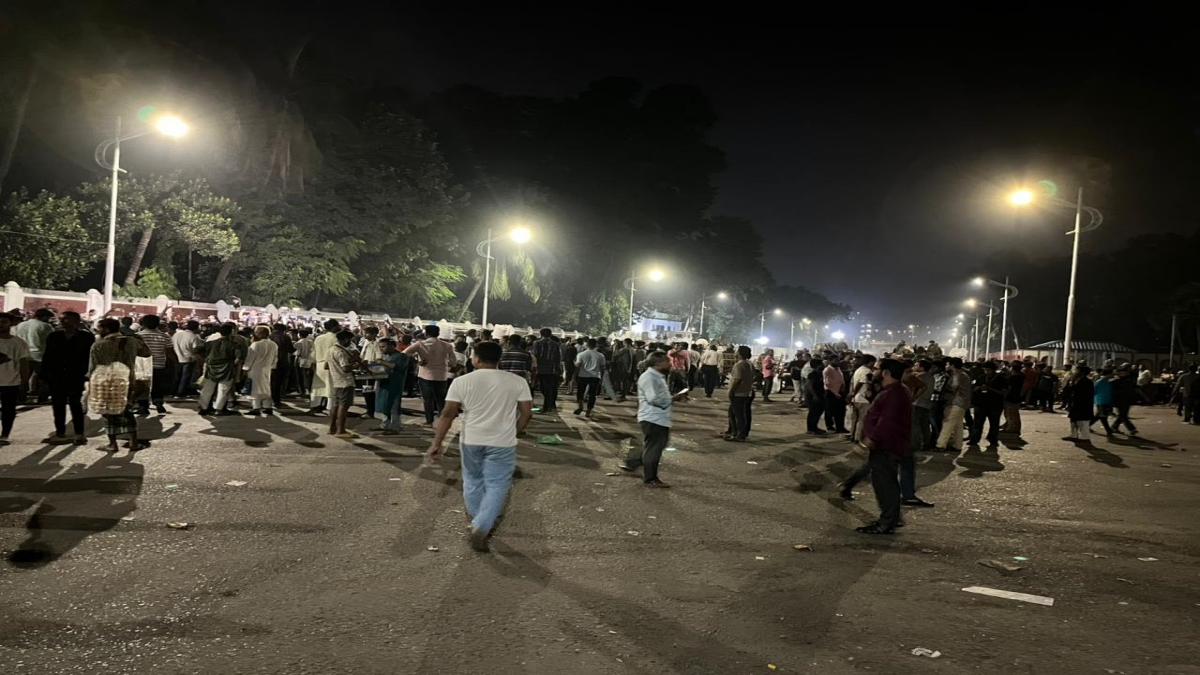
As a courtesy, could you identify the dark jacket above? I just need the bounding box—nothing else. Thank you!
[1068,376,1095,421]
[1111,375,1137,407]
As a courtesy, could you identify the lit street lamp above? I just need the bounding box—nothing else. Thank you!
[475,226,531,327]
[626,268,665,333]
[973,276,1020,359]
[1009,185,1103,365]
[698,291,727,338]
[757,308,782,342]
[94,114,189,314]
[966,298,998,360]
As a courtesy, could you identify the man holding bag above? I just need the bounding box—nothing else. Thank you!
[89,318,151,452]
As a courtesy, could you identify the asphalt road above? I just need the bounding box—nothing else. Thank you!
[1,390,1198,675]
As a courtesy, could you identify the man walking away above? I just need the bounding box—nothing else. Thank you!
[823,356,849,433]
[243,326,279,416]
[856,359,912,535]
[427,341,533,552]
[563,338,580,396]
[403,325,457,426]
[968,361,1007,446]
[14,308,53,403]
[499,335,534,386]
[327,330,360,438]
[197,324,246,416]
[1066,365,1095,442]
[136,315,174,415]
[573,339,605,418]
[1002,361,1024,435]
[40,311,94,444]
[619,351,688,487]
[1111,366,1139,435]
[172,320,203,396]
[935,358,970,452]
[725,346,754,441]
[531,328,563,413]
[700,344,722,397]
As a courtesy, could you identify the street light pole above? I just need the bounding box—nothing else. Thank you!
[481,227,493,328]
[628,267,637,332]
[698,297,707,338]
[1000,276,1011,358]
[103,117,121,316]
[1063,187,1084,365]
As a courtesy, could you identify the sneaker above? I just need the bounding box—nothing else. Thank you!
[837,482,854,500]
[573,408,583,416]
[644,479,672,488]
[263,409,275,416]
[41,434,69,445]
[468,528,490,552]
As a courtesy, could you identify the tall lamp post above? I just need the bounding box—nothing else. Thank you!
[698,291,727,338]
[1009,186,1103,365]
[966,298,998,359]
[757,308,782,342]
[94,114,189,314]
[973,276,1019,359]
[625,268,665,333]
[475,226,531,328]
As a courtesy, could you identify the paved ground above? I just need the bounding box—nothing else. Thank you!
[1,390,1198,675]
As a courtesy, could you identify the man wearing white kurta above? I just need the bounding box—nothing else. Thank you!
[243,326,279,415]
[308,319,341,414]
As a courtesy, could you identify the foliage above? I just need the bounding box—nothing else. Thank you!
[119,265,180,299]
[0,189,103,288]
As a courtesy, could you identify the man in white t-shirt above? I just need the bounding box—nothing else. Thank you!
[1,313,33,444]
[847,354,877,442]
[427,340,533,552]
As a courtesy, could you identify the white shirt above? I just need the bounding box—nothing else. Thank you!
[851,365,873,404]
[0,335,32,387]
[445,369,532,447]
[172,329,203,363]
[13,319,52,361]
[243,339,279,373]
[700,350,722,367]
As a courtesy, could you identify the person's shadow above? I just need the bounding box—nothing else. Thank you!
[955,444,1005,478]
[6,452,144,568]
[1072,440,1128,468]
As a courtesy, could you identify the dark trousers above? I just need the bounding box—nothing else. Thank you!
[807,394,826,432]
[51,384,86,436]
[1181,396,1195,424]
[176,361,197,396]
[537,374,560,410]
[930,400,946,443]
[824,392,846,431]
[418,378,449,424]
[576,377,600,411]
[610,368,629,397]
[969,405,1002,444]
[1112,404,1138,433]
[727,395,752,439]
[1091,404,1114,434]
[626,421,670,482]
[911,405,932,452]
[701,365,719,397]
[0,385,17,437]
[844,453,918,501]
[140,366,172,411]
[869,449,902,529]
[762,376,775,399]
[271,366,289,405]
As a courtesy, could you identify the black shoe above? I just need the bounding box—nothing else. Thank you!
[585,410,594,419]
[644,479,672,488]
[155,405,168,414]
[135,409,150,418]
[216,409,239,417]
[468,528,490,552]
[835,428,850,434]
[245,409,262,417]
[573,408,583,416]
[808,429,826,435]
[902,497,935,508]
[264,409,275,416]
[617,463,637,473]
[837,482,854,500]
[199,408,215,416]
[855,522,895,535]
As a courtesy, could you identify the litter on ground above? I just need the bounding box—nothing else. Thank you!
[911,648,942,658]
[224,480,248,487]
[1137,557,1159,562]
[978,559,1023,572]
[537,434,564,445]
[962,586,1054,606]
[166,522,192,530]
[427,546,439,552]
[793,544,813,552]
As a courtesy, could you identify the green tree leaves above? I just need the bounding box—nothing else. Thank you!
[0,189,103,288]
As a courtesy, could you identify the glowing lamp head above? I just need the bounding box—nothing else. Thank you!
[973,276,985,287]
[773,308,783,316]
[509,227,532,244]
[831,331,846,341]
[1009,189,1034,206]
[716,292,728,300]
[648,269,665,282]
[755,336,769,345]
[966,298,978,308]
[794,341,804,348]
[155,116,189,138]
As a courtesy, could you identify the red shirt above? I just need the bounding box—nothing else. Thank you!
[863,381,912,457]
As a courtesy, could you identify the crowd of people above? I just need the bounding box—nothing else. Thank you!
[2,307,1198,550]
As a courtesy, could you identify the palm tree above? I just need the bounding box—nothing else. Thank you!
[457,248,541,322]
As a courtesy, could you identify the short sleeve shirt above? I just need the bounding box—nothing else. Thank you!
[327,345,357,388]
[0,335,32,386]
[445,369,532,446]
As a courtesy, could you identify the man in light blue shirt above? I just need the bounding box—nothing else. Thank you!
[618,351,688,487]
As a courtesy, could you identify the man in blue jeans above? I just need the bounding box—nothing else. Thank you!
[427,341,533,552]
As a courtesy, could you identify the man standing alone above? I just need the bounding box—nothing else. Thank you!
[573,339,606,418]
[856,358,912,535]
[427,341,533,552]
[618,351,688,487]
[531,328,563,413]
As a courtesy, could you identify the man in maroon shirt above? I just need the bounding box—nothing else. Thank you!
[857,358,912,534]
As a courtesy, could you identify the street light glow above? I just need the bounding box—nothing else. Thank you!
[773,308,783,315]
[794,341,804,348]
[648,269,665,282]
[965,298,978,307]
[1009,189,1034,206]
[973,276,985,286]
[831,331,845,341]
[755,336,769,345]
[154,115,189,138]
[509,226,532,243]
[716,291,728,299]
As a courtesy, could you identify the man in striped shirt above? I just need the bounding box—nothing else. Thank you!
[137,315,174,415]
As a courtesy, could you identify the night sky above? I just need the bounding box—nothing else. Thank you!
[7,4,1198,334]
[377,8,1199,327]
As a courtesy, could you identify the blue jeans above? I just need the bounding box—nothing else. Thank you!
[461,444,517,534]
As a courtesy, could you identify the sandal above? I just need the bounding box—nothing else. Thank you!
[855,522,895,535]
